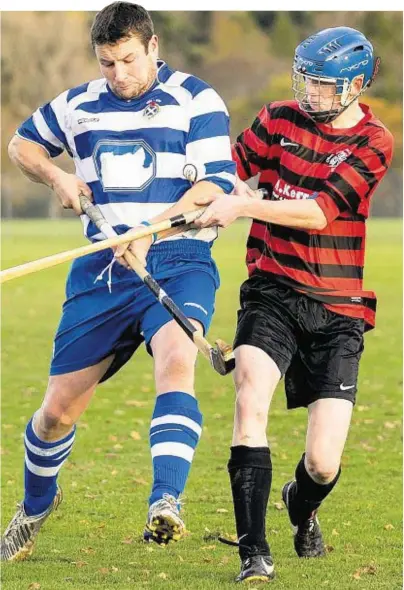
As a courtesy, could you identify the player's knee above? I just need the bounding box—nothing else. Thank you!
[235,391,268,428]
[35,407,76,441]
[155,345,196,381]
[305,454,339,484]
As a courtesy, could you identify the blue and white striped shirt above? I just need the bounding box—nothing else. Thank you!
[17,60,236,243]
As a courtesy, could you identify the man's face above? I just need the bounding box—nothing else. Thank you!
[95,34,158,100]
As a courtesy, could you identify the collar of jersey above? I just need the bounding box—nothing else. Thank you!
[316,104,373,135]
[105,60,174,108]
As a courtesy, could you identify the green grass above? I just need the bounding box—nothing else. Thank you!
[1,219,402,590]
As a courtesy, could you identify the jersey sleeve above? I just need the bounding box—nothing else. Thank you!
[315,129,394,222]
[16,90,71,158]
[185,86,236,194]
[231,104,271,180]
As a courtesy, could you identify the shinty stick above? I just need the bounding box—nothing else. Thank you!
[0,208,202,284]
[79,194,235,376]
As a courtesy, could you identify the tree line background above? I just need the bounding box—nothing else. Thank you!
[1,11,402,218]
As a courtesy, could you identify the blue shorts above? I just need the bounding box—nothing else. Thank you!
[50,240,219,382]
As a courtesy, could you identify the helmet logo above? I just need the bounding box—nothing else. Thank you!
[298,59,314,66]
[340,60,369,73]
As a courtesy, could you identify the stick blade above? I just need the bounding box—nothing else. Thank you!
[210,339,235,375]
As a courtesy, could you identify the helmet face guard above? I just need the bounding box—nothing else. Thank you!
[292,27,380,125]
[292,67,357,124]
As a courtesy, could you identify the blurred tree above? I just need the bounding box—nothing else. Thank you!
[267,13,300,58]
[1,10,401,218]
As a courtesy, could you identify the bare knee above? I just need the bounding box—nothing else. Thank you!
[235,392,268,428]
[154,346,196,390]
[305,454,340,484]
[34,407,76,441]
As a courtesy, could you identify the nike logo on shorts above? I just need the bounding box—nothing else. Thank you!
[340,383,355,391]
[280,138,299,148]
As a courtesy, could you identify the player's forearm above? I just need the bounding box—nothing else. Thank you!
[8,136,62,188]
[242,197,327,230]
[149,181,223,238]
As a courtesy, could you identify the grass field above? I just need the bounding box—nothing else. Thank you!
[1,219,402,590]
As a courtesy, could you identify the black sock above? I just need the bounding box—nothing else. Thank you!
[289,453,341,525]
[228,445,272,559]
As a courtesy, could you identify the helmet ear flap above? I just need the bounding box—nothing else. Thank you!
[368,56,381,88]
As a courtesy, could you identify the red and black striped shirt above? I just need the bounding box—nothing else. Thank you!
[232,100,394,330]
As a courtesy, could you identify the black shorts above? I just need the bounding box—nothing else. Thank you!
[234,273,365,409]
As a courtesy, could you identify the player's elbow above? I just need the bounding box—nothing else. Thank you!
[310,205,328,231]
[311,214,328,231]
[8,135,20,164]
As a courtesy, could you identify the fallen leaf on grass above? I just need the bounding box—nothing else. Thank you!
[28,584,41,590]
[352,565,377,580]
[332,529,339,536]
[111,566,119,573]
[125,400,147,407]
[202,545,216,550]
[384,523,394,530]
[71,561,88,568]
[134,478,148,486]
[273,502,284,511]
[216,508,228,513]
[384,421,396,429]
[325,545,334,553]
[80,547,95,555]
[130,431,141,441]
[220,556,230,565]
[113,444,123,450]
[109,435,118,442]
[122,536,133,544]
[158,572,168,579]
[360,442,376,452]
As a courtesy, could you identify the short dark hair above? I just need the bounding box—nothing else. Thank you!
[91,2,154,50]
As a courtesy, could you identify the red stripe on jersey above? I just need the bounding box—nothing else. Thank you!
[267,236,365,268]
[323,302,376,329]
[249,256,364,291]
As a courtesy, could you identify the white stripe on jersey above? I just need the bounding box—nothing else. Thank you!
[163,71,191,87]
[68,79,108,111]
[189,88,230,118]
[32,109,65,150]
[71,105,190,137]
[186,135,232,163]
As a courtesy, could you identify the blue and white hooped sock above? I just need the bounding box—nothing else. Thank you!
[24,416,76,516]
[149,391,203,507]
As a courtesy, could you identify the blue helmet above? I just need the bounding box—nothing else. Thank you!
[292,27,380,123]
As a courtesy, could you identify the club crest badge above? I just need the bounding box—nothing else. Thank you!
[143,100,160,119]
